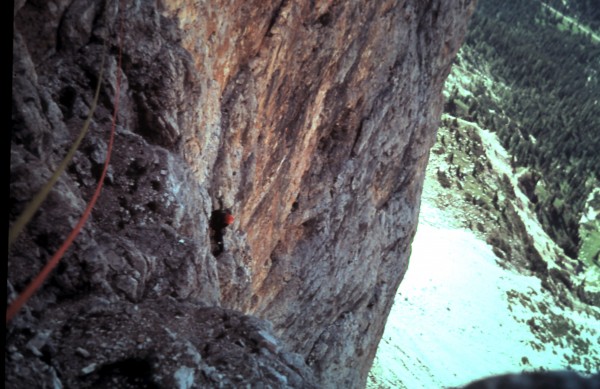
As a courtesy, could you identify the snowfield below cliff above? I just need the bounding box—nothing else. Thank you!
[368,199,599,388]
[367,52,600,387]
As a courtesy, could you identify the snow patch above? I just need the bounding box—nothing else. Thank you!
[368,202,600,388]
[174,366,195,389]
[580,188,600,225]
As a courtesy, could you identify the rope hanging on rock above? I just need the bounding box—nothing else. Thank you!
[8,42,107,252]
[6,6,125,324]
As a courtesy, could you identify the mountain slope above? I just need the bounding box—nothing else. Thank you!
[368,49,600,388]
[369,0,600,386]
[462,0,600,263]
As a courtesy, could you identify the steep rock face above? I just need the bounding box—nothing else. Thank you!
[8,0,475,387]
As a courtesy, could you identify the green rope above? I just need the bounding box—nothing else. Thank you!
[8,42,107,251]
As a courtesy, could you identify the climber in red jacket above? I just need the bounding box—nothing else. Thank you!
[209,209,234,256]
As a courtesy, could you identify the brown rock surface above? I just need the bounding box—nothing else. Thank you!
[8,0,475,387]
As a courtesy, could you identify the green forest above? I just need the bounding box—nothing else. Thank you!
[454,0,600,259]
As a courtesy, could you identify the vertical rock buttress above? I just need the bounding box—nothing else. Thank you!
[178,1,476,385]
[9,1,475,388]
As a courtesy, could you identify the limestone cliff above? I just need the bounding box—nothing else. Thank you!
[8,0,475,387]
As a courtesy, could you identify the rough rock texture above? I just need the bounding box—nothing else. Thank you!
[462,371,600,389]
[6,298,317,388]
[8,0,475,387]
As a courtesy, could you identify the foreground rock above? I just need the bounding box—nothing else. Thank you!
[462,371,600,389]
[9,0,475,386]
[6,299,317,388]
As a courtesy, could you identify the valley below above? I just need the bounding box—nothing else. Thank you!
[368,180,599,388]
[367,57,600,387]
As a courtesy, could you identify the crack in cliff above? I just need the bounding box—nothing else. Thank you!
[415,0,442,81]
[265,0,288,37]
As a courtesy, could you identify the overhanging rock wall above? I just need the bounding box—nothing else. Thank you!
[8,1,475,387]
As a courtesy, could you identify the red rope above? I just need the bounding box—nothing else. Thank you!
[6,11,125,324]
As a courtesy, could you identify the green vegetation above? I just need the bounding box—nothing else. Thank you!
[544,0,600,33]
[457,0,600,260]
[431,0,600,301]
[368,4,600,384]
[578,188,600,297]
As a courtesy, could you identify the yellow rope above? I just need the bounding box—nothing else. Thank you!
[8,43,107,251]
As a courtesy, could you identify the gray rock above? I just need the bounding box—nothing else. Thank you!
[9,0,475,387]
[462,371,600,389]
[6,299,318,388]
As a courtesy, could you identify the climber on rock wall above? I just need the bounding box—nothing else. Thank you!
[209,209,234,256]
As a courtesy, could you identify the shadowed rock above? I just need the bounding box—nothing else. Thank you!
[9,0,475,387]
